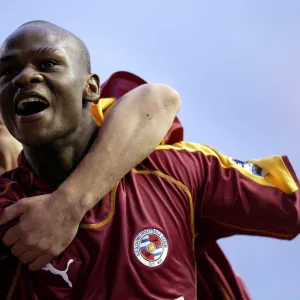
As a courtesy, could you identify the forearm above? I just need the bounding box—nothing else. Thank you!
[59,83,180,213]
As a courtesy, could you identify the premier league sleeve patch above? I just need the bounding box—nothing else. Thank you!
[133,228,168,268]
[229,158,267,177]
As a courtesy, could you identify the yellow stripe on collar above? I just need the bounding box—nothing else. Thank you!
[92,98,117,126]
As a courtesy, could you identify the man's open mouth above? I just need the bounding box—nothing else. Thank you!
[16,97,50,116]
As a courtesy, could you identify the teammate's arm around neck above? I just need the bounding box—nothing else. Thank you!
[0,83,181,271]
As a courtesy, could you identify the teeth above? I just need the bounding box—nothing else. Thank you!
[17,97,48,111]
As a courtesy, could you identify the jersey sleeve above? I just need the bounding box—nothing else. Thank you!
[195,144,300,241]
[149,142,300,242]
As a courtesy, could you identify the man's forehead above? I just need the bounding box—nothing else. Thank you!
[8,25,63,44]
[1,25,74,57]
[0,23,90,73]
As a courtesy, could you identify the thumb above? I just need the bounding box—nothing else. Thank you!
[0,201,27,225]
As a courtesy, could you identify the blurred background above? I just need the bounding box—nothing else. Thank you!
[1,1,299,298]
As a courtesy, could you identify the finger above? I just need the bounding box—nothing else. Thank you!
[19,250,41,264]
[29,254,53,272]
[11,242,27,257]
[2,225,20,246]
[0,202,26,225]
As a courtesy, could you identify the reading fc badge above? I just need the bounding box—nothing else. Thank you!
[133,228,169,268]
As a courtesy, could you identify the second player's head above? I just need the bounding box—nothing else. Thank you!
[0,21,100,147]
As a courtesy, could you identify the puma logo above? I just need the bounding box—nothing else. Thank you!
[42,259,74,287]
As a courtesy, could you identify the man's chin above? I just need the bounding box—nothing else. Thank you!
[16,131,54,148]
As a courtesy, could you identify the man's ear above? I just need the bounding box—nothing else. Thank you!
[83,74,101,102]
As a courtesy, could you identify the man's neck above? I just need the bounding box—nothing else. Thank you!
[23,119,98,188]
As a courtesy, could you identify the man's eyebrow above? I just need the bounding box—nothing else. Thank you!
[34,47,64,56]
[0,47,64,63]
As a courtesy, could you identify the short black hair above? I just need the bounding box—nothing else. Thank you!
[19,20,91,73]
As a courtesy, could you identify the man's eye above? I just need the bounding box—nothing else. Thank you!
[40,60,57,69]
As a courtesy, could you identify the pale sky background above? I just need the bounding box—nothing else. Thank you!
[1,0,299,299]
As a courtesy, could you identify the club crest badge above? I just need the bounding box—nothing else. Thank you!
[133,228,168,268]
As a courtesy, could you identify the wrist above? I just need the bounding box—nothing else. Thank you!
[56,183,98,217]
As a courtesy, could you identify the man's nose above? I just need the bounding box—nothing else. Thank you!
[12,67,43,89]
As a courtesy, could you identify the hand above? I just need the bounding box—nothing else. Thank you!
[0,189,84,271]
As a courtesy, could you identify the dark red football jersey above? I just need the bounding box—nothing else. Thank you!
[195,242,252,299]
[1,141,299,300]
[1,72,300,299]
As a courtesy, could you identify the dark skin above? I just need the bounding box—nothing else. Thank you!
[0,23,100,187]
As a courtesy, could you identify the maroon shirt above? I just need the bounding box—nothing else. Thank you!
[1,72,300,299]
[0,141,299,300]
